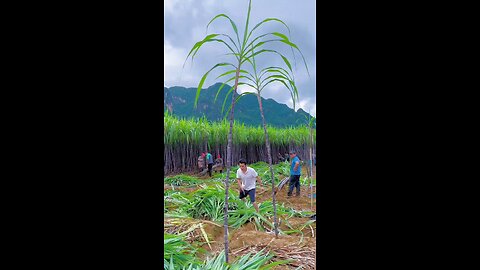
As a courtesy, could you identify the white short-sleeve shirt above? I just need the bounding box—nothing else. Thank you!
[236,167,258,191]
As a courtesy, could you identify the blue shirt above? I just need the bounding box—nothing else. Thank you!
[206,153,213,164]
[290,156,301,175]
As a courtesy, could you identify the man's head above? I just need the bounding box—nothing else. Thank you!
[289,150,297,158]
[238,158,247,172]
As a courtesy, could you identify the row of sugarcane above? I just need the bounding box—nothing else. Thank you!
[164,113,316,175]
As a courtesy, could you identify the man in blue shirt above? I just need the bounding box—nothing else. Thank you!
[288,150,302,197]
[206,152,214,177]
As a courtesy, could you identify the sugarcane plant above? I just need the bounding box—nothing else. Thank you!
[184,0,308,261]
[232,40,308,237]
[163,113,315,175]
[164,233,201,269]
[186,0,308,247]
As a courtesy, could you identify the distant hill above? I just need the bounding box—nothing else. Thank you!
[164,83,315,128]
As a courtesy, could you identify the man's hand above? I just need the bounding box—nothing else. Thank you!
[237,179,243,192]
[294,161,300,172]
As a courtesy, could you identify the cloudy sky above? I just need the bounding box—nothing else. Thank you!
[164,0,316,116]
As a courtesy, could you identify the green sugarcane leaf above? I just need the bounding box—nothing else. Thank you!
[207,14,241,46]
[259,259,292,270]
[221,82,238,115]
[219,33,240,54]
[194,62,234,109]
[184,34,220,66]
[247,18,291,42]
[215,69,246,80]
[278,40,310,77]
[242,39,281,58]
[280,54,292,72]
[271,32,289,41]
[241,0,253,50]
[208,38,238,57]
[214,79,235,103]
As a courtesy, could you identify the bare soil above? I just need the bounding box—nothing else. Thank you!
[165,163,318,269]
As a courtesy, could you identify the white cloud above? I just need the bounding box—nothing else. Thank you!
[165,0,316,117]
[164,41,196,87]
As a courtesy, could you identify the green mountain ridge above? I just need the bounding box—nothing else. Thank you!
[164,83,315,128]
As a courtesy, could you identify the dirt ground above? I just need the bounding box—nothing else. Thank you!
[165,164,317,269]
[196,221,316,269]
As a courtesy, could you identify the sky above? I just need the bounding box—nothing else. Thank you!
[164,0,316,116]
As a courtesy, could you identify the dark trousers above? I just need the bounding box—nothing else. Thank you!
[288,175,301,196]
[208,163,213,176]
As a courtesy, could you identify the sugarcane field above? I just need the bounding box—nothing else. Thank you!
[164,115,316,269]
[164,0,317,268]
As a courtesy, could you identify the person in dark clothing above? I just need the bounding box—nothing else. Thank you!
[287,150,301,197]
[206,152,214,177]
[277,152,285,162]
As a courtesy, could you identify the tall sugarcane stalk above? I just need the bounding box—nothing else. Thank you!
[256,94,279,236]
[309,119,314,210]
[183,0,310,256]
[222,63,242,262]
[238,38,308,236]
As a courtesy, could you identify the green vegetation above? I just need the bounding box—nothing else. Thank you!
[164,246,288,270]
[164,233,202,269]
[164,174,314,230]
[164,174,201,186]
[184,0,313,258]
[189,250,289,270]
[164,113,315,147]
[168,0,315,264]
[164,113,316,176]
[228,200,313,232]
[185,185,237,222]
[163,160,316,269]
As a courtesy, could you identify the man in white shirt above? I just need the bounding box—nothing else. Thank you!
[236,159,263,212]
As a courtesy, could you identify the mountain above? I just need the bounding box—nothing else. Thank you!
[164,83,315,128]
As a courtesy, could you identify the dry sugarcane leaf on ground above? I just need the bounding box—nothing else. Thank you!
[164,218,221,249]
[229,243,316,269]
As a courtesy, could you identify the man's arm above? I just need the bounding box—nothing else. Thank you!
[293,160,300,172]
[256,176,262,187]
[237,178,243,191]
